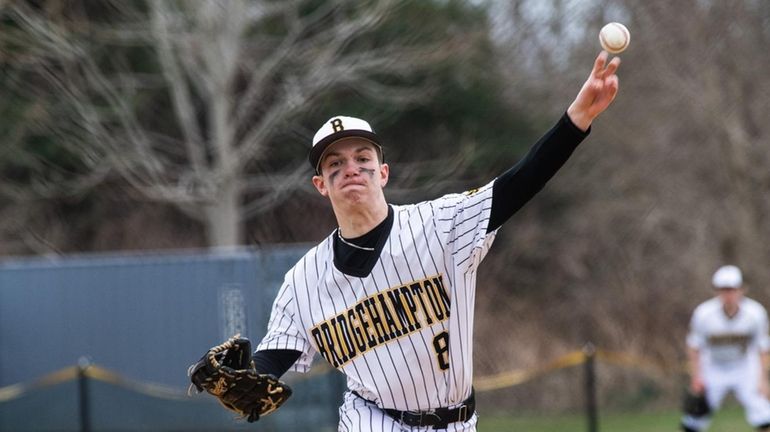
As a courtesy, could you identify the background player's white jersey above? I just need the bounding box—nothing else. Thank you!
[682,296,770,430]
[257,181,496,411]
[687,297,770,368]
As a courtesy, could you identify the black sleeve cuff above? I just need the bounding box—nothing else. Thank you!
[252,349,302,378]
[562,111,591,138]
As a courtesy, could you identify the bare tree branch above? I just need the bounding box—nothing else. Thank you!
[4,0,476,246]
[148,0,206,171]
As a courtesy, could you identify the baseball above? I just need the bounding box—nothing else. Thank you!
[599,22,630,54]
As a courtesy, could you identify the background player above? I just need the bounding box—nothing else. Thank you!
[681,265,770,432]
[246,51,620,431]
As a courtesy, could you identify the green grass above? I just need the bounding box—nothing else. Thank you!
[478,405,753,431]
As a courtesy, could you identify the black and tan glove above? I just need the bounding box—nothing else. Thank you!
[188,335,292,422]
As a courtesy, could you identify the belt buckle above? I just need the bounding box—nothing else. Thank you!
[458,404,468,421]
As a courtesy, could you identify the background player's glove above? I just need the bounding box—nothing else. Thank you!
[188,335,292,422]
[682,389,710,417]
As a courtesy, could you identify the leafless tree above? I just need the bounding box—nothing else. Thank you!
[2,0,471,247]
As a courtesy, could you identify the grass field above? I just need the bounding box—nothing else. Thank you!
[478,404,753,431]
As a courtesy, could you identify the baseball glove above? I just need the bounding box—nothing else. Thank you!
[188,335,292,422]
[682,389,710,417]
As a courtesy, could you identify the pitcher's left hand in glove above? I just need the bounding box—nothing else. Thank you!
[188,335,292,422]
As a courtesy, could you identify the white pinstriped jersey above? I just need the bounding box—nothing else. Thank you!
[257,180,496,411]
[687,297,770,367]
[682,296,770,431]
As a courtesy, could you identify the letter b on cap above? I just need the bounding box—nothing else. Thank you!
[331,118,344,132]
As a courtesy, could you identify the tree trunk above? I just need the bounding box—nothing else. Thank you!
[203,179,242,247]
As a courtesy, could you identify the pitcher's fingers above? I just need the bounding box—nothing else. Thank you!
[601,56,621,79]
[592,51,609,77]
[608,74,619,90]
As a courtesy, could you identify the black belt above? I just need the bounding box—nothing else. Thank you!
[352,389,475,428]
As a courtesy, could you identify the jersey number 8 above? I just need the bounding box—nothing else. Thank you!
[433,331,450,370]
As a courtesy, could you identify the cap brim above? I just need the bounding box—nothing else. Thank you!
[309,130,381,173]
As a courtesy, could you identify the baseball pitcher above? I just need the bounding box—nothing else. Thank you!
[190,51,621,431]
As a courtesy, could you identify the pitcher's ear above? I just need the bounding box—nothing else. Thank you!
[312,175,328,197]
[379,163,389,187]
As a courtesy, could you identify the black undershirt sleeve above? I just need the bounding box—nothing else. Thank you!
[252,349,302,378]
[488,113,590,233]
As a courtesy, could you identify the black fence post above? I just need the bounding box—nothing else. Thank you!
[77,357,91,432]
[583,343,598,432]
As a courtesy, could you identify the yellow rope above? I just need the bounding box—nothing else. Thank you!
[474,349,684,392]
[474,351,586,392]
[85,365,188,400]
[0,366,79,402]
[0,348,683,402]
[0,365,187,403]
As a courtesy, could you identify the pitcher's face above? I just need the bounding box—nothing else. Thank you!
[312,138,388,206]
